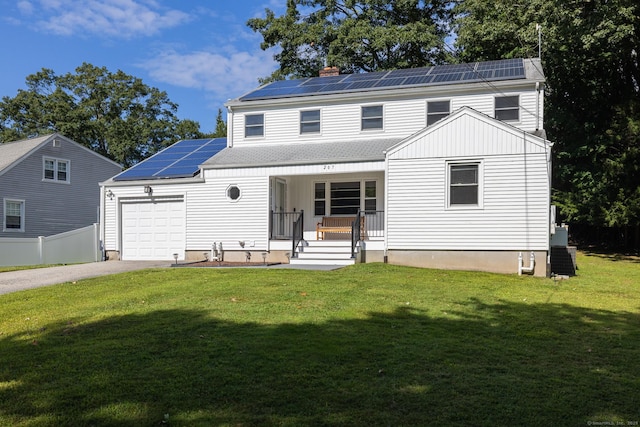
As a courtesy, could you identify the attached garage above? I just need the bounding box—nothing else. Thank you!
[120,196,185,260]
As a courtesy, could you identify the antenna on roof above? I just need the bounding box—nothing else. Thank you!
[535,23,542,59]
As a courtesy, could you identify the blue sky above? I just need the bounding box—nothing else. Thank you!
[0,0,284,133]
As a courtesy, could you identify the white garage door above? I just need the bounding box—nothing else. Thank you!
[121,199,185,260]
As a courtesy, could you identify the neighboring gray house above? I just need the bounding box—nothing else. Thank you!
[1,133,122,238]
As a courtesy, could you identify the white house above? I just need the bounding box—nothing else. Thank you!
[101,58,553,276]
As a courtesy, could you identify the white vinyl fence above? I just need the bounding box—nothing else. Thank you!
[0,224,101,267]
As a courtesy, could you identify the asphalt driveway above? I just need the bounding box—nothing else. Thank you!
[0,261,170,295]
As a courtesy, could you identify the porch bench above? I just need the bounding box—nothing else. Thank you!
[316,216,365,240]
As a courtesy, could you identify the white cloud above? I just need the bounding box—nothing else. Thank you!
[139,48,277,101]
[26,0,190,38]
[17,1,34,15]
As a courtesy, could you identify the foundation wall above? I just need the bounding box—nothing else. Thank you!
[386,250,548,277]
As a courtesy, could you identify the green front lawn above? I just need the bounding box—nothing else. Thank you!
[1,253,638,426]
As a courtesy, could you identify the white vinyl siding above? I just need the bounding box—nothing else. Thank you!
[386,108,551,251]
[230,86,541,146]
[387,155,550,250]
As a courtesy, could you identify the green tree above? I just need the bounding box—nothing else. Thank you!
[454,0,640,230]
[0,63,204,167]
[213,108,227,138]
[248,0,455,81]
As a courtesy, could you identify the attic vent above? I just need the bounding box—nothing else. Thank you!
[52,139,60,147]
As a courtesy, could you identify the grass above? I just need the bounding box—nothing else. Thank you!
[0,252,638,426]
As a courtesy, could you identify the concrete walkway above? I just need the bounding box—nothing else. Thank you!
[0,261,170,295]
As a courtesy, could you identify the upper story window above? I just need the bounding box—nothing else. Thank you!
[495,95,519,121]
[300,109,321,134]
[427,100,450,126]
[245,114,264,137]
[361,105,383,130]
[3,199,25,232]
[43,157,70,183]
[448,162,481,208]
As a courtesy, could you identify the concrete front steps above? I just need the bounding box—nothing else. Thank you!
[290,240,357,266]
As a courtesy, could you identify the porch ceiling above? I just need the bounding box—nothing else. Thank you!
[201,138,402,169]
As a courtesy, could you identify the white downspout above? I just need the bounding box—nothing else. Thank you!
[99,185,106,261]
[226,106,233,148]
[535,82,541,131]
[383,149,389,263]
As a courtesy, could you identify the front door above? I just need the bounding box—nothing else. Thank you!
[274,178,287,238]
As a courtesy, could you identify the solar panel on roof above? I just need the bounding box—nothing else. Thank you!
[347,80,378,90]
[301,75,345,86]
[238,58,528,101]
[321,82,353,92]
[375,77,407,87]
[113,138,227,181]
[433,72,464,83]
[405,75,434,85]
[343,71,388,82]
[386,68,430,78]
[430,64,470,74]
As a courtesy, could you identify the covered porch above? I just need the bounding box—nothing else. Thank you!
[267,173,386,263]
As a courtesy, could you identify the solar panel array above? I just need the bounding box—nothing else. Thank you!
[240,59,525,101]
[113,138,227,181]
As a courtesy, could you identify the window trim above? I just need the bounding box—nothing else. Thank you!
[446,161,483,210]
[226,185,242,202]
[313,180,379,217]
[494,95,520,122]
[43,156,70,184]
[361,105,384,131]
[427,100,451,126]
[3,198,25,232]
[314,182,326,217]
[300,109,321,134]
[244,113,265,138]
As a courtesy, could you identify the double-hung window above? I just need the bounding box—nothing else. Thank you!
[245,114,264,137]
[3,199,25,232]
[314,183,326,216]
[427,100,450,126]
[495,95,519,121]
[314,181,378,216]
[300,110,321,134]
[43,157,70,183]
[448,163,481,208]
[361,105,383,130]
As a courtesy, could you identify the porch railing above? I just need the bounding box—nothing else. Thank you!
[351,210,385,258]
[270,210,303,240]
[361,210,385,239]
[292,210,304,257]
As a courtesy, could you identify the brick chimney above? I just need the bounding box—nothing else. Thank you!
[319,66,340,77]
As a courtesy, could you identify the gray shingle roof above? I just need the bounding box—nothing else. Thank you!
[201,138,403,169]
[0,134,53,175]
